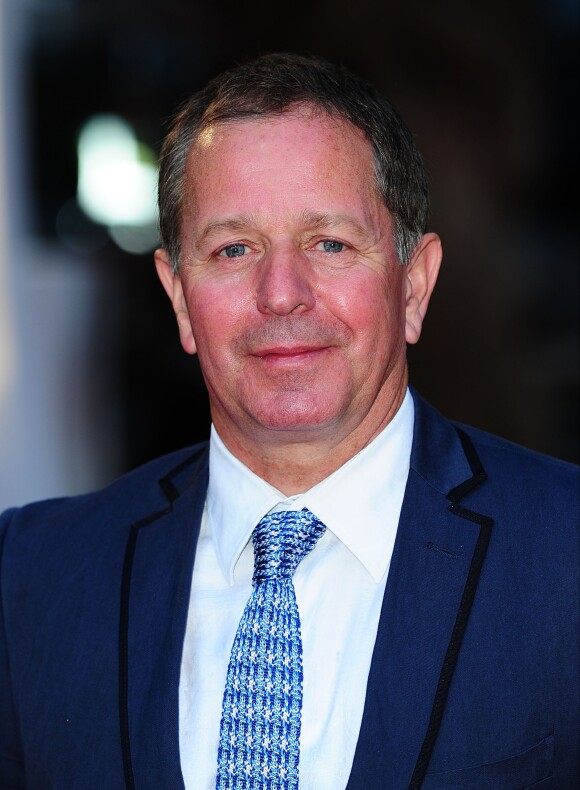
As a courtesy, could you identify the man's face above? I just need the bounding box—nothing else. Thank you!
[156,109,439,452]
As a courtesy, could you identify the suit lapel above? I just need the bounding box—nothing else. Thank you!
[347,393,493,789]
[119,446,209,790]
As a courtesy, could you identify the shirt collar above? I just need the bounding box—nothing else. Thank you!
[207,389,414,584]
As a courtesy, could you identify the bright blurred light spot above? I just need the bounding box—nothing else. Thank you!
[77,115,158,252]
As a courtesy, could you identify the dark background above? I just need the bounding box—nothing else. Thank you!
[22,0,579,473]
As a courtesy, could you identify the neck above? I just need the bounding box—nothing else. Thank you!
[213,371,408,495]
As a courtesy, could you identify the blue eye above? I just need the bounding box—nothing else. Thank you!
[320,240,345,253]
[219,244,249,258]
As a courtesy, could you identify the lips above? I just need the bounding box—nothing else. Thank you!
[252,345,330,363]
[255,345,324,356]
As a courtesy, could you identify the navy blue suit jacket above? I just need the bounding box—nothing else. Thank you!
[1,392,578,789]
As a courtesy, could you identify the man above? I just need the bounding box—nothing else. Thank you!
[0,53,577,790]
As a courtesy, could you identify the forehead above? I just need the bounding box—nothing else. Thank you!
[183,108,381,231]
[182,109,378,214]
[192,105,372,159]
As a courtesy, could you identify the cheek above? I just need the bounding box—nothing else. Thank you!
[328,271,405,342]
[184,280,249,358]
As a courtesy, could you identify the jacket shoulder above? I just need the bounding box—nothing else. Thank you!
[0,441,209,544]
[448,421,579,569]
[455,421,578,491]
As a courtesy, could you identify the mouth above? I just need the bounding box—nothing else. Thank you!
[252,345,330,364]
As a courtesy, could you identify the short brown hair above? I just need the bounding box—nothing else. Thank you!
[158,52,429,270]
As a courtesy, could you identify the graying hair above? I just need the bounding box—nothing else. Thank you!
[158,53,429,271]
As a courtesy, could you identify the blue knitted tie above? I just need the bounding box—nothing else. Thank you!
[216,508,326,790]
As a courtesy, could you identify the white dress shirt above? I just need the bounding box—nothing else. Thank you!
[179,389,414,789]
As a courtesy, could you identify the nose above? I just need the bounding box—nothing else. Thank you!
[256,248,315,316]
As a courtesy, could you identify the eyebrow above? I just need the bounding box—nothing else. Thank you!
[195,209,372,248]
[196,215,259,247]
[297,210,370,240]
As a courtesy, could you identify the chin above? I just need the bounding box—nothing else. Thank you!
[247,393,346,434]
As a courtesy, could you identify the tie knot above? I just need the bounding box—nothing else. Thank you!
[252,508,326,583]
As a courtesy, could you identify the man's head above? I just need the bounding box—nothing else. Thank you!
[155,54,441,489]
[158,52,429,271]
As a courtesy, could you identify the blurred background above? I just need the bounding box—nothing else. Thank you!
[0,0,578,508]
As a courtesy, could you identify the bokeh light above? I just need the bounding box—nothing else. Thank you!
[77,114,158,252]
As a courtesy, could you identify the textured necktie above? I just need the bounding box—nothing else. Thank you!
[216,508,326,790]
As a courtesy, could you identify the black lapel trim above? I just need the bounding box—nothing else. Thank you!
[118,447,207,790]
[408,428,494,790]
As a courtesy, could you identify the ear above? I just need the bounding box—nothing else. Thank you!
[154,248,197,355]
[404,232,442,345]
